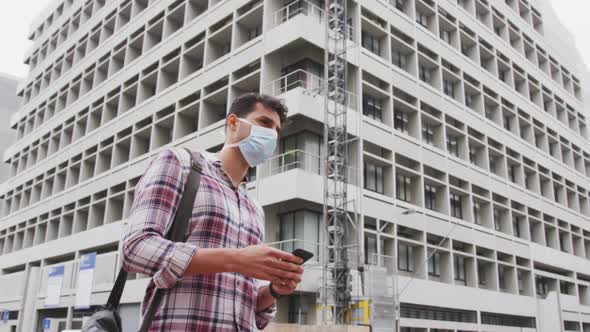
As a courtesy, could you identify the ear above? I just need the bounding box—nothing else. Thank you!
[226,114,238,132]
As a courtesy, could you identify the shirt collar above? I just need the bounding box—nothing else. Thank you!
[209,152,249,186]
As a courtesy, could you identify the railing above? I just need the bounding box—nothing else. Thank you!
[259,149,321,177]
[274,0,325,26]
[266,70,359,111]
[258,149,359,186]
[267,69,324,95]
[273,0,355,40]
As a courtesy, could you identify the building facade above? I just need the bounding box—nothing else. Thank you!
[1,0,590,331]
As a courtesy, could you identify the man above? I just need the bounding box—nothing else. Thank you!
[122,92,304,331]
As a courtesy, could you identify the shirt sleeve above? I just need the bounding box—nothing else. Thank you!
[254,280,277,330]
[121,148,197,289]
[254,206,277,330]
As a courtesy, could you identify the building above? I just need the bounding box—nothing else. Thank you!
[0,74,21,182]
[1,0,590,331]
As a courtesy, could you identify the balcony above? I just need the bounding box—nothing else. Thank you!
[258,149,358,187]
[271,0,355,43]
[273,0,324,27]
[266,69,359,113]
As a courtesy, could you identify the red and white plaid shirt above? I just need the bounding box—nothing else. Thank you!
[122,147,276,331]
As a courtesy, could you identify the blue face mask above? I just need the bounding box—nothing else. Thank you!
[226,118,278,167]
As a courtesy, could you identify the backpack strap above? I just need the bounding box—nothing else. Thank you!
[137,148,202,332]
[103,148,202,317]
[104,263,128,310]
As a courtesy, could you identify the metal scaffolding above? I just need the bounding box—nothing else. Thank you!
[321,0,353,325]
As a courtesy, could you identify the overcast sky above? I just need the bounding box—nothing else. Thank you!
[0,0,588,80]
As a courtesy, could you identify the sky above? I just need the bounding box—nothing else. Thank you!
[0,0,588,79]
[549,1,590,69]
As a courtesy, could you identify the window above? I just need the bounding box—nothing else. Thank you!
[480,312,536,328]
[363,94,383,122]
[394,0,405,11]
[440,29,451,44]
[422,125,434,145]
[446,135,459,157]
[416,13,428,27]
[489,157,497,173]
[517,270,524,293]
[394,111,409,133]
[424,184,436,210]
[472,200,480,225]
[280,58,323,91]
[493,209,501,231]
[508,165,516,183]
[478,265,487,286]
[499,70,506,82]
[280,210,320,258]
[498,266,506,290]
[450,193,463,219]
[248,26,262,40]
[365,233,384,265]
[396,174,411,202]
[494,26,502,36]
[536,277,549,297]
[503,115,511,131]
[392,50,405,68]
[465,94,473,107]
[560,281,570,294]
[287,296,308,324]
[362,31,381,55]
[454,255,466,283]
[559,234,566,252]
[280,131,322,173]
[398,243,414,272]
[513,217,521,238]
[284,0,306,20]
[443,79,455,98]
[364,161,384,194]
[222,42,231,55]
[419,65,431,82]
[428,249,441,277]
[469,148,477,164]
[485,106,494,120]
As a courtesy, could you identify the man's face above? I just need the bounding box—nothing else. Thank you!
[226,102,282,145]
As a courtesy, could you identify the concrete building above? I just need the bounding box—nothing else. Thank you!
[1,0,590,331]
[0,74,21,182]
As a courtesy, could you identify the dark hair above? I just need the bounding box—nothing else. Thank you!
[227,92,288,125]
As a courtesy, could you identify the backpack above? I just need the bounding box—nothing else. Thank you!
[81,148,202,332]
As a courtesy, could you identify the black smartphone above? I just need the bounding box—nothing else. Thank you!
[292,248,314,264]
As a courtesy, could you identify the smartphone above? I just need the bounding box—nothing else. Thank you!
[292,248,314,264]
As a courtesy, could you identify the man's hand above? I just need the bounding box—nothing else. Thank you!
[233,245,304,284]
[271,279,299,296]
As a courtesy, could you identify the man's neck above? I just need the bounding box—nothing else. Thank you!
[218,146,249,186]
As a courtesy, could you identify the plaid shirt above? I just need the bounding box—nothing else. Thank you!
[122,147,276,331]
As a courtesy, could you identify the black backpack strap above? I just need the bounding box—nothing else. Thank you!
[138,148,202,332]
[104,265,127,310]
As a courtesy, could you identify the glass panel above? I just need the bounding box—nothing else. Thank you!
[280,213,294,252]
[366,233,378,265]
[303,211,319,257]
[294,210,305,250]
